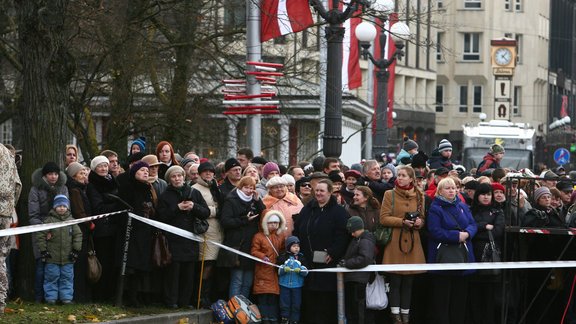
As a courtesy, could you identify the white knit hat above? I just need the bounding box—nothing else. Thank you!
[90,155,109,171]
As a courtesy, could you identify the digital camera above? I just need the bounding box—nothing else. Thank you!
[404,212,420,221]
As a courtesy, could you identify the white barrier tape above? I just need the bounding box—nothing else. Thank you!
[0,210,129,237]
[128,213,279,267]
[308,261,576,273]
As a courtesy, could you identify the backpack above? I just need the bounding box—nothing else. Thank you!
[227,295,262,324]
[211,299,235,324]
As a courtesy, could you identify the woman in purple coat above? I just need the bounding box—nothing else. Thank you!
[426,177,477,324]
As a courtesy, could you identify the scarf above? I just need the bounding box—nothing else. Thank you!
[237,189,253,202]
[436,194,457,204]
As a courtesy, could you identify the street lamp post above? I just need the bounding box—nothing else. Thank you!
[310,0,378,158]
[355,7,410,159]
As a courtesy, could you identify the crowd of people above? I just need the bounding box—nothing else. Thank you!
[1,136,576,324]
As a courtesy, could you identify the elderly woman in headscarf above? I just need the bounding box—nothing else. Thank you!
[262,176,304,237]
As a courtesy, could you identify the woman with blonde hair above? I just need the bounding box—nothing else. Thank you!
[426,177,477,324]
[242,163,260,182]
[380,165,426,324]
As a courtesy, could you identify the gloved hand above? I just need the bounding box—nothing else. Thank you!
[293,267,301,273]
[69,250,80,262]
[41,251,51,262]
[337,259,346,267]
[283,266,291,273]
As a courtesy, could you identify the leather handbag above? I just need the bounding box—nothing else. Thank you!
[86,234,102,284]
[374,191,395,246]
[151,231,172,268]
[193,218,209,235]
[436,242,468,263]
[478,230,501,275]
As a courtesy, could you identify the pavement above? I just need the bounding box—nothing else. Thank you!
[101,309,213,324]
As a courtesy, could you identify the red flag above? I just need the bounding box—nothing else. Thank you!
[372,14,398,129]
[261,0,314,42]
[333,1,362,91]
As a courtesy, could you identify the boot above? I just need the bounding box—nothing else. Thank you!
[401,313,410,324]
[391,313,402,324]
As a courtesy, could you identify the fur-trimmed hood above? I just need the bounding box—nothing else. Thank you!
[261,209,286,236]
[31,168,67,190]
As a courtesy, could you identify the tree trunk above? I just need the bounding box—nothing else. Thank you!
[15,0,72,299]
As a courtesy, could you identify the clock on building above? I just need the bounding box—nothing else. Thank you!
[494,48,512,66]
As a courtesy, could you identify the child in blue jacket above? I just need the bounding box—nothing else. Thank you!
[277,236,308,324]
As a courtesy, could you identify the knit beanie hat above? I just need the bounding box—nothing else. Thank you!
[281,174,295,185]
[90,155,109,171]
[411,151,429,169]
[491,182,506,193]
[328,170,343,183]
[285,236,300,252]
[347,216,364,233]
[179,158,194,169]
[165,165,185,182]
[224,158,241,172]
[198,162,216,174]
[42,161,60,176]
[438,139,452,152]
[66,162,85,178]
[533,186,551,202]
[381,163,397,178]
[490,144,505,154]
[403,137,419,151]
[263,162,280,179]
[131,137,146,152]
[53,194,70,209]
[129,161,149,178]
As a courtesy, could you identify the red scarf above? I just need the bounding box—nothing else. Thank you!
[395,179,414,191]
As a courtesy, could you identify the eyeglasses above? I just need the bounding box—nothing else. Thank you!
[301,183,312,188]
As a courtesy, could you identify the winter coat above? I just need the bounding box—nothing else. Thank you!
[0,144,21,218]
[217,189,266,269]
[218,178,237,199]
[263,191,304,237]
[67,178,92,238]
[193,178,224,261]
[36,210,82,265]
[522,205,565,228]
[380,187,427,275]
[476,153,502,176]
[347,203,380,233]
[293,196,350,292]
[428,149,454,170]
[343,231,376,283]
[278,253,309,288]
[427,196,478,275]
[118,176,157,272]
[362,177,394,203]
[29,169,69,226]
[471,205,505,262]
[86,171,123,238]
[251,210,286,295]
[397,149,413,166]
[157,184,210,262]
[150,178,168,196]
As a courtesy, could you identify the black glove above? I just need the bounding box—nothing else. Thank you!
[41,251,51,262]
[68,250,80,262]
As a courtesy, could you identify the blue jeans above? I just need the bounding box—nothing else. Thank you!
[44,263,74,302]
[280,286,302,321]
[35,259,45,302]
[229,269,253,298]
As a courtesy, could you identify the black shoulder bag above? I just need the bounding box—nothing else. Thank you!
[435,206,469,263]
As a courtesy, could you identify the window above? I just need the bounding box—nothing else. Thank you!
[274,35,287,45]
[224,0,246,32]
[438,0,444,9]
[436,32,443,61]
[459,85,468,113]
[464,0,482,9]
[515,0,522,12]
[0,120,12,145]
[436,85,444,112]
[473,86,483,113]
[515,34,522,64]
[463,33,480,61]
[513,86,521,116]
[505,0,511,10]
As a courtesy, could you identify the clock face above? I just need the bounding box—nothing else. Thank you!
[494,48,512,66]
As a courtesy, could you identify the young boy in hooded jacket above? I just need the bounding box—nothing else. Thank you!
[36,195,82,305]
[277,236,308,324]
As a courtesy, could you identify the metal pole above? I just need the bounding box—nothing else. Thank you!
[337,271,346,324]
[323,23,345,158]
[246,0,262,155]
[115,215,132,307]
[374,68,390,158]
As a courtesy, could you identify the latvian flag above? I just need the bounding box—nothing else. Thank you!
[261,0,314,42]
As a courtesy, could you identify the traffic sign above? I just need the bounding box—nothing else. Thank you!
[554,148,570,165]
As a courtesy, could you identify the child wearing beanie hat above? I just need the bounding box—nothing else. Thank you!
[341,216,375,324]
[397,137,419,166]
[36,194,82,305]
[476,144,506,177]
[277,236,308,323]
[381,163,397,182]
[130,137,146,155]
[251,210,286,323]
